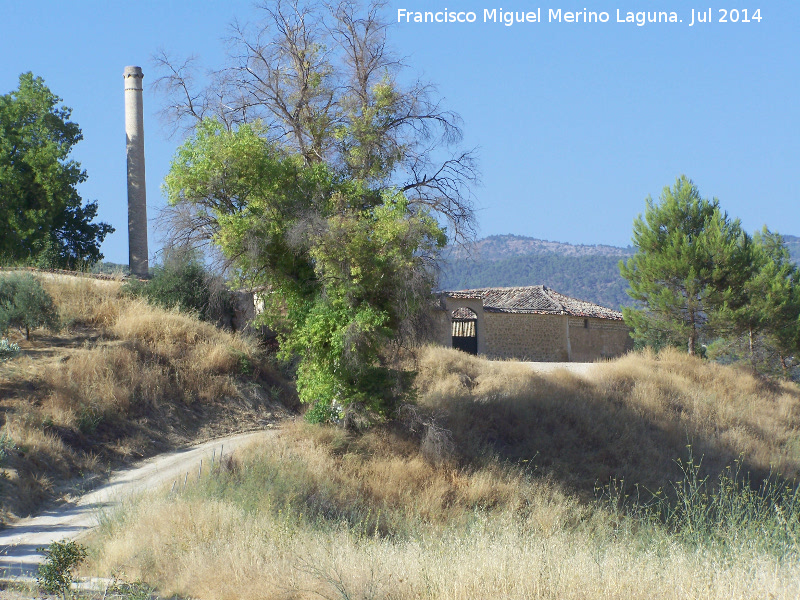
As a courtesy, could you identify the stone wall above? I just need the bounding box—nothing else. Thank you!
[567,316,632,362]
[430,308,453,347]
[420,297,634,362]
[484,313,569,361]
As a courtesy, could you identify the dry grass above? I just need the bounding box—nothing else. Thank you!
[0,273,290,520]
[110,299,256,402]
[194,422,587,534]
[83,347,800,599]
[39,273,124,328]
[415,346,800,494]
[92,496,798,600]
[85,421,800,600]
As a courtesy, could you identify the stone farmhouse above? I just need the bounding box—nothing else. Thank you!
[434,285,633,362]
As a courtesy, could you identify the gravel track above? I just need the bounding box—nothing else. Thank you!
[0,362,598,581]
[0,430,273,579]
[522,361,601,376]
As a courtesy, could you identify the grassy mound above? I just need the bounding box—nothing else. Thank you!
[415,345,800,493]
[84,347,800,599]
[0,273,292,522]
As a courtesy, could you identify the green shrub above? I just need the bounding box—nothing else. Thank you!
[123,247,236,326]
[77,404,103,435]
[0,337,20,361]
[0,432,15,467]
[0,273,60,339]
[36,539,88,599]
[108,579,156,600]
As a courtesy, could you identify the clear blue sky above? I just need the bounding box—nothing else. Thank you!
[2,1,797,264]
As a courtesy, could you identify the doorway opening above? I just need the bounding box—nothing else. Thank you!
[451,307,478,355]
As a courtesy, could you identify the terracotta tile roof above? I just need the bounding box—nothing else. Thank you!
[451,306,479,319]
[445,286,623,320]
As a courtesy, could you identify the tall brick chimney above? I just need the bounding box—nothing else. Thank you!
[123,66,148,277]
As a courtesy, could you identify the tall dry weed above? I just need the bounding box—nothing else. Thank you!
[111,300,257,402]
[415,346,800,494]
[0,415,91,517]
[39,275,123,327]
[85,432,800,600]
[41,344,174,422]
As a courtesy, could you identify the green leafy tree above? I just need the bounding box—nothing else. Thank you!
[0,273,60,340]
[771,281,800,375]
[155,0,476,249]
[706,229,800,378]
[741,230,800,375]
[620,176,755,355]
[165,119,446,419]
[0,72,113,268]
[158,2,476,421]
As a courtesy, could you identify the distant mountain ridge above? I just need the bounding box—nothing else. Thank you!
[446,234,634,262]
[440,233,799,311]
[783,235,800,263]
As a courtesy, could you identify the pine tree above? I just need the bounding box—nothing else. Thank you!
[717,229,795,353]
[620,176,754,355]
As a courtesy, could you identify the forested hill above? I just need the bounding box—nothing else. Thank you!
[439,235,635,309]
[446,234,634,261]
[439,233,800,311]
[784,235,800,263]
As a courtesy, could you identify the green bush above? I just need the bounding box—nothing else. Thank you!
[77,404,103,435]
[0,273,60,339]
[123,247,236,326]
[36,539,88,599]
[109,579,156,600]
[0,337,20,361]
[0,432,15,468]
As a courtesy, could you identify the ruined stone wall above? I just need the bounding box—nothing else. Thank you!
[430,308,453,347]
[483,313,569,361]
[568,316,632,361]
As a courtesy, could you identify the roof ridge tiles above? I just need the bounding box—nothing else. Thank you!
[443,285,623,320]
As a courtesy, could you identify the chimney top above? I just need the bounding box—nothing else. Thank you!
[123,66,143,91]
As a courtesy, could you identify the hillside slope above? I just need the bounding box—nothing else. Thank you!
[85,346,800,600]
[784,234,800,263]
[0,273,293,523]
[439,234,635,308]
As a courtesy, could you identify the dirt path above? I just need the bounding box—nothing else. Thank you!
[522,361,601,376]
[0,430,274,579]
